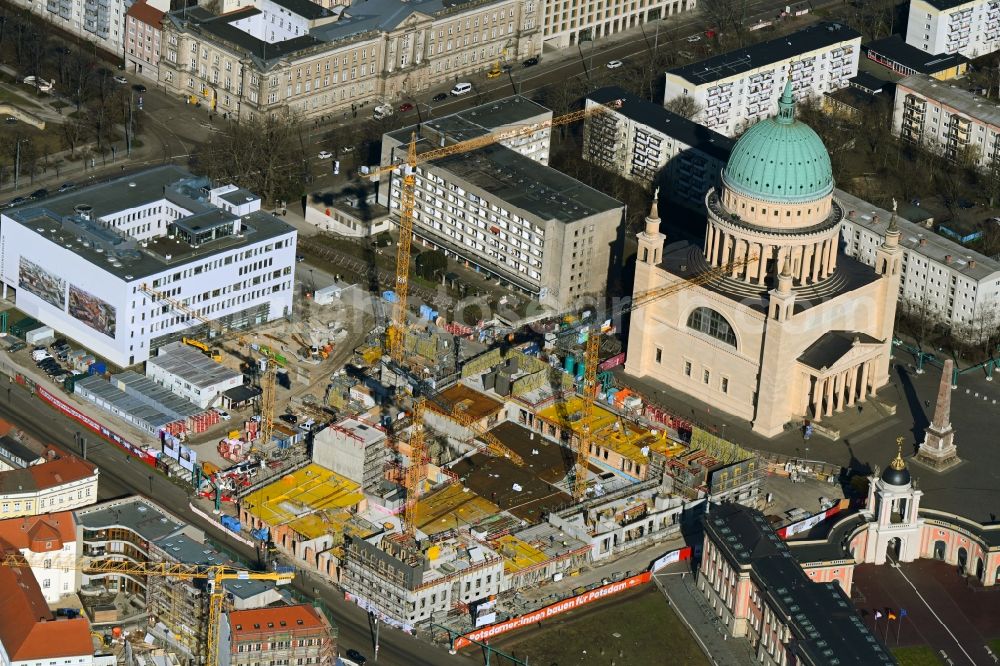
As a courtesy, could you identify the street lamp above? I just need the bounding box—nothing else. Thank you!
[14,138,29,191]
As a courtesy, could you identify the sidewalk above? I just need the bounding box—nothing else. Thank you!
[655,569,756,666]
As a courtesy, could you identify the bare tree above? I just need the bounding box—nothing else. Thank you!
[194,111,312,205]
[664,94,702,119]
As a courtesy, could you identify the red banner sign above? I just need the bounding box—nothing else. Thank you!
[454,571,651,649]
[776,503,844,539]
[36,386,157,467]
[598,352,626,371]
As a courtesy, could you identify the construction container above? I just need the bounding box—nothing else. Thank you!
[25,326,54,345]
[63,373,89,393]
[623,396,643,411]
[88,361,107,375]
[606,388,619,405]
[563,354,576,375]
[9,317,39,338]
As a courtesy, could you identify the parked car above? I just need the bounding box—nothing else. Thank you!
[686,34,702,42]
[215,409,232,421]
[431,92,448,102]
[7,197,27,207]
[4,116,15,124]
[522,56,539,67]
[113,75,128,85]
[279,413,298,425]
[450,82,472,96]
[318,150,334,160]
[502,63,513,72]
[605,59,623,69]
[58,182,76,192]
[345,650,367,665]
[398,102,414,112]
[132,83,147,93]
[30,189,49,200]
[296,254,306,263]
[7,342,26,353]
[373,104,394,120]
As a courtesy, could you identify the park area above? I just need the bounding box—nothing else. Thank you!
[496,585,708,666]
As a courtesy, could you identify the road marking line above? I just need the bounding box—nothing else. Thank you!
[892,563,979,666]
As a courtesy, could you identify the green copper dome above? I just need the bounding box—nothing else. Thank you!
[722,80,833,204]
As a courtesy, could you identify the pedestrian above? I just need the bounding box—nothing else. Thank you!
[857,404,863,414]
[924,399,930,408]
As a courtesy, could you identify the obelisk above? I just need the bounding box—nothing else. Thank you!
[915,359,960,471]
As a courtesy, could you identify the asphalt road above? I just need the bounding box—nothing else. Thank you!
[0,383,476,666]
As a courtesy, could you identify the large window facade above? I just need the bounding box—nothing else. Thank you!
[686,307,737,347]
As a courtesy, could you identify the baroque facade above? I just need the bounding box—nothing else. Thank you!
[626,81,901,436]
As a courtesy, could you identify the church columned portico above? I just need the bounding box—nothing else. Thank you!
[625,79,901,437]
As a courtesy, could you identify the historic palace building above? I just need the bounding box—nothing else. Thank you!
[625,80,902,437]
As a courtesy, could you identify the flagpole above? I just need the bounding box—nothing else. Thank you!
[896,616,902,645]
[883,616,890,642]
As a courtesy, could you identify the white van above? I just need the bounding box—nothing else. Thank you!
[450,82,472,96]
[373,104,393,120]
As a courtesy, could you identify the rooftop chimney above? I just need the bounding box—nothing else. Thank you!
[944,254,952,263]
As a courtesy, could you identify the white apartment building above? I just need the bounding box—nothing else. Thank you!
[583,86,734,210]
[159,0,541,121]
[0,455,99,519]
[905,0,1000,59]
[380,97,624,311]
[8,0,170,61]
[541,0,695,48]
[0,512,77,603]
[837,189,1000,335]
[663,22,861,137]
[0,166,296,368]
[893,73,1000,169]
[341,532,504,628]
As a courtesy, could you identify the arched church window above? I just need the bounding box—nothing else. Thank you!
[686,307,737,347]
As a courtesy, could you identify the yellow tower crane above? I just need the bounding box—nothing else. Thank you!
[373,99,624,366]
[0,553,293,666]
[371,101,622,533]
[569,253,758,500]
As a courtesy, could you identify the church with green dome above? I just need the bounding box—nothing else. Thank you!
[625,80,903,437]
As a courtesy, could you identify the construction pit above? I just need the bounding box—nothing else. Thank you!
[448,422,574,523]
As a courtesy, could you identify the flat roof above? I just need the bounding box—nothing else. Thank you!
[835,188,1000,280]
[152,533,275,599]
[897,72,1000,129]
[849,72,888,93]
[412,483,501,536]
[148,342,242,390]
[706,504,895,666]
[588,86,735,163]
[429,143,622,223]
[499,522,589,574]
[329,418,387,446]
[387,95,551,146]
[77,371,204,428]
[428,384,504,421]
[864,35,968,75]
[241,464,364,539]
[668,22,861,86]
[75,496,187,542]
[219,187,259,206]
[267,0,333,20]
[536,396,617,436]
[0,436,42,466]
[4,166,294,281]
[919,0,977,9]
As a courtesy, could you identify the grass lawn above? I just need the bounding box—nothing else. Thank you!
[892,646,944,666]
[497,585,709,666]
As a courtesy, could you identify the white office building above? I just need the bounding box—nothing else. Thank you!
[837,189,1000,335]
[663,22,861,136]
[583,86,733,209]
[893,73,1000,170]
[905,0,1000,59]
[0,166,296,368]
[542,0,695,48]
[379,96,624,311]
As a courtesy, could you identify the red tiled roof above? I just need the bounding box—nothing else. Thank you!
[0,563,92,660]
[229,605,326,640]
[0,512,75,553]
[126,0,165,28]
[28,455,97,491]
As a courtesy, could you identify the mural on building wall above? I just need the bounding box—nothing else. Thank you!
[18,257,66,309]
[68,285,117,338]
